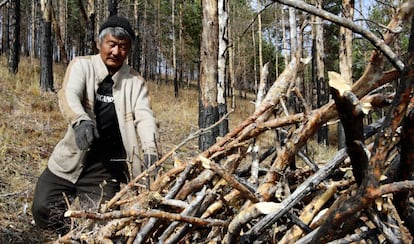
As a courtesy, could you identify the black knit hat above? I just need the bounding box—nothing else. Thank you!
[99,15,136,40]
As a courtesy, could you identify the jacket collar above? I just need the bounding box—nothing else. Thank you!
[92,54,130,87]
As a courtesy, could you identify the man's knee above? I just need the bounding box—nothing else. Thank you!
[32,168,73,232]
[31,197,49,229]
[32,197,70,234]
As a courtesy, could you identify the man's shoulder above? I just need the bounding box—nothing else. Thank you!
[126,67,145,83]
[68,55,94,67]
[71,55,93,62]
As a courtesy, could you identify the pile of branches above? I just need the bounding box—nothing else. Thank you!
[57,1,414,243]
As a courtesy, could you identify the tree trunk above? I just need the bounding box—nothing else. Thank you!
[156,0,161,83]
[40,0,54,92]
[228,11,235,109]
[142,1,148,79]
[314,0,328,145]
[8,0,20,74]
[252,25,257,92]
[199,0,219,151]
[108,0,117,16]
[30,0,36,59]
[274,10,280,78]
[58,0,67,57]
[2,3,9,55]
[289,6,297,60]
[172,0,178,97]
[337,0,354,149]
[257,0,263,93]
[50,2,68,64]
[282,7,289,67]
[85,0,96,55]
[179,2,184,89]
[217,0,229,137]
[131,0,141,73]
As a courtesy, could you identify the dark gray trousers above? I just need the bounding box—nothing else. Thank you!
[31,160,122,233]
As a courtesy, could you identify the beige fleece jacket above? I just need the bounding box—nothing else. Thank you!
[48,54,158,183]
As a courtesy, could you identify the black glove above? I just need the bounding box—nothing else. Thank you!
[143,153,158,187]
[143,153,158,169]
[73,120,100,150]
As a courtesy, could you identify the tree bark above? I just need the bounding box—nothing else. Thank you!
[172,0,178,97]
[85,0,96,55]
[108,0,117,16]
[218,0,229,137]
[313,0,328,145]
[337,0,354,149]
[394,14,414,235]
[50,1,68,64]
[40,0,54,92]
[199,0,219,151]
[8,0,19,74]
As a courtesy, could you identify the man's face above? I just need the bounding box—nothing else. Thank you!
[99,34,131,74]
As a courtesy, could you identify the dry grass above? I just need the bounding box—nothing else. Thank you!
[0,56,336,242]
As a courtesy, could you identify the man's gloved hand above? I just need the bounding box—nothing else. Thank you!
[143,153,159,187]
[73,120,100,150]
[143,153,158,169]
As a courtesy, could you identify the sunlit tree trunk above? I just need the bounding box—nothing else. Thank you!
[199,0,219,151]
[339,0,353,82]
[252,25,257,92]
[228,3,235,109]
[282,7,289,67]
[40,0,54,92]
[274,10,279,77]
[8,0,20,74]
[218,0,229,136]
[257,0,263,93]
[288,6,297,60]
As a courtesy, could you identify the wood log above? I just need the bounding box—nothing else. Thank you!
[65,208,227,227]
[279,184,337,243]
[242,148,347,241]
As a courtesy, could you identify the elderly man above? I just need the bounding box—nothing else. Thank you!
[32,15,159,233]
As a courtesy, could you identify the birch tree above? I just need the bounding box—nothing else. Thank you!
[218,0,229,136]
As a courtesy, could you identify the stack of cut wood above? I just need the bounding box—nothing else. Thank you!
[57,1,414,243]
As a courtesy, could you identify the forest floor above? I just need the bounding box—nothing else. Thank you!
[0,57,335,243]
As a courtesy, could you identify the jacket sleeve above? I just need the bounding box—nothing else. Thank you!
[58,58,93,126]
[133,78,159,156]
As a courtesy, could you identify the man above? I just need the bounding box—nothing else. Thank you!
[32,16,159,233]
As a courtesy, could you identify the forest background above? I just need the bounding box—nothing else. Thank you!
[0,0,412,242]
